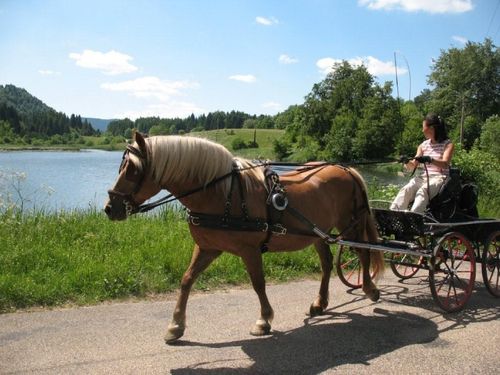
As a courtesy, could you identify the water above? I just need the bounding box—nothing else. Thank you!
[0,151,402,212]
[0,150,124,211]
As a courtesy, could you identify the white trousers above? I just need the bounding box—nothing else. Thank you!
[390,175,447,213]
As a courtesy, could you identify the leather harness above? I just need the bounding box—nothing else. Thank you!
[187,162,370,252]
[110,145,370,251]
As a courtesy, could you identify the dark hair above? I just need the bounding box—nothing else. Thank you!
[425,113,448,143]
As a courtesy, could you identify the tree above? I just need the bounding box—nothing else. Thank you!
[427,38,500,148]
[299,61,400,160]
[397,101,424,156]
[479,115,500,159]
[302,61,375,143]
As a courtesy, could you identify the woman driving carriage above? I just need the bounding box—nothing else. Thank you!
[390,113,454,213]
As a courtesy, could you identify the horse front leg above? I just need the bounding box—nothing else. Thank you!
[241,251,274,336]
[309,241,333,316]
[165,245,221,344]
[357,249,380,302]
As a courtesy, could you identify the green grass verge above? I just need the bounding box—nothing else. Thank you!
[0,207,320,312]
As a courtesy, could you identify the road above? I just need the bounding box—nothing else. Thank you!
[0,272,499,374]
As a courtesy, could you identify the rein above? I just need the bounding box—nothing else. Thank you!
[110,146,399,246]
[133,158,399,214]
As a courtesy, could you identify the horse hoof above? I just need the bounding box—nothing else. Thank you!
[250,320,271,336]
[164,324,185,344]
[367,289,380,302]
[309,304,324,317]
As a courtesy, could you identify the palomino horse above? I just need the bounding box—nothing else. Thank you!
[104,132,384,344]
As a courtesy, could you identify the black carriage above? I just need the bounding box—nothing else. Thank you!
[336,168,500,312]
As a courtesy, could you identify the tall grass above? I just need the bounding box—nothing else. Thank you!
[0,206,320,312]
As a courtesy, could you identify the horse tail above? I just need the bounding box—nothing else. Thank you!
[348,168,385,277]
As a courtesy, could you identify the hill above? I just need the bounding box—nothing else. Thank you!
[0,84,97,137]
[0,84,52,118]
[83,117,114,132]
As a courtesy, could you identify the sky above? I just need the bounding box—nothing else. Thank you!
[1,0,499,120]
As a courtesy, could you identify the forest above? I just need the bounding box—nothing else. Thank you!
[0,84,97,144]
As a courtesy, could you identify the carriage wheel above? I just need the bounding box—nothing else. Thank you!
[482,230,500,298]
[390,252,423,279]
[335,245,378,289]
[429,232,476,312]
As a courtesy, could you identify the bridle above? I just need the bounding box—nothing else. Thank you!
[107,144,148,216]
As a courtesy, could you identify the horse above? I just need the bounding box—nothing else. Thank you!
[104,132,384,344]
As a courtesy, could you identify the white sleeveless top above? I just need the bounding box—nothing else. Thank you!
[419,139,451,176]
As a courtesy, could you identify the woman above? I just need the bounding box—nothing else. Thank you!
[390,113,454,213]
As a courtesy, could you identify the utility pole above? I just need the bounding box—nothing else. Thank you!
[460,96,465,147]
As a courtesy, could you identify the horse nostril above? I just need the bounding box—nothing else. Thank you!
[104,205,112,216]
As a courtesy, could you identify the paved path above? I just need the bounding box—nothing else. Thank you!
[1,272,499,374]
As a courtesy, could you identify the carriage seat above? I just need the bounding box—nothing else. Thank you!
[427,167,478,221]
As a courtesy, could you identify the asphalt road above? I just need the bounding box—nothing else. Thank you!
[1,272,499,374]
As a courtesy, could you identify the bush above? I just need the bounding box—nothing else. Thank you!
[231,137,259,151]
[273,139,292,160]
[231,137,247,150]
[453,148,499,216]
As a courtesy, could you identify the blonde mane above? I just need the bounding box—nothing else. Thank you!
[135,135,264,194]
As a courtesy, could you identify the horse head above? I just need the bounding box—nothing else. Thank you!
[104,131,161,220]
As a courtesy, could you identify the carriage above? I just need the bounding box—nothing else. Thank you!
[336,167,500,312]
[105,133,499,343]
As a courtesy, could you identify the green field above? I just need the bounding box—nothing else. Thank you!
[0,207,322,313]
[189,128,284,159]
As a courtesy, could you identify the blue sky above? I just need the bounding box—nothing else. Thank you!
[1,0,499,120]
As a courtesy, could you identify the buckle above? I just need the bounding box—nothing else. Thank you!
[189,216,200,226]
[271,224,287,236]
[271,193,288,211]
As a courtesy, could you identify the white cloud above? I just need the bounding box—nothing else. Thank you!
[358,0,473,13]
[101,76,199,101]
[69,49,138,75]
[116,102,205,120]
[279,54,299,64]
[38,69,61,76]
[317,56,407,76]
[228,74,256,83]
[256,16,279,26]
[452,35,468,44]
[262,101,283,111]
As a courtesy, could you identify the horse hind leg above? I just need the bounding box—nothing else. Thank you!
[241,251,274,336]
[357,248,380,302]
[165,245,221,344]
[355,213,384,302]
[309,241,333,316]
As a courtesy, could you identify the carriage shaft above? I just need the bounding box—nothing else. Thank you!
[336,239,433,258]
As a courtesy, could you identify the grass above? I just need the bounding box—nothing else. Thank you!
[0,207,320,312]
[190,128,284,159]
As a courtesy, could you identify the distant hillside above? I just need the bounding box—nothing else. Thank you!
[83,117,114,132]
[0,84,97,137]
[0,84,52,118]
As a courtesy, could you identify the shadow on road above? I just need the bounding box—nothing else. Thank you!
[169,277,499,374]
[169,308,438,374]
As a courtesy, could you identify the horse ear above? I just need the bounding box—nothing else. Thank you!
[134,131,147,153]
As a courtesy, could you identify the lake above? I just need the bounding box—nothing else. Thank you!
[0,150,124,211]
[0,150,402,212]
